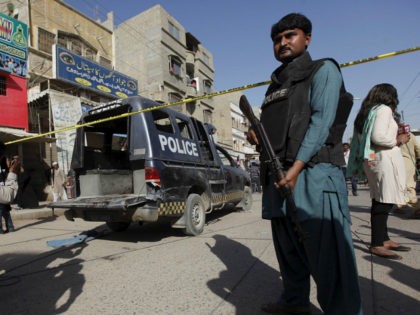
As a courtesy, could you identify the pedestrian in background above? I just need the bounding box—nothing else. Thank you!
[400,132,420,213]
[0,155,15,233]
[12,155,39,209]
[12,155,26,209]
[343,142,358,196]
[248,13,362,315]
[348,83,411,260]
[52,161,67,202]
[0,142,19,204]
[0,143,21,233]
[249,160,261,193]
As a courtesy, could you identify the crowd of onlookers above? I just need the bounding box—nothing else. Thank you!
[0,147,67,234]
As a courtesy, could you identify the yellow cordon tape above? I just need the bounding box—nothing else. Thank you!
[5,80,271,145]
[5,46,420,146]
[340,46,420,68]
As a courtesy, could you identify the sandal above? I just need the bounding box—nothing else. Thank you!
[370,247,402,260]
[386,245,411,252]
[383,240,411,252]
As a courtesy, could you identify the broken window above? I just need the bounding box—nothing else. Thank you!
[152,110,174,134]
[176,118,193,139]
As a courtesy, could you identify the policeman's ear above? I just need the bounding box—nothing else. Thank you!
[305,33,311,49]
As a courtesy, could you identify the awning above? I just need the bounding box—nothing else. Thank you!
[29,89,101,108]
[28,90,49,104]
[0,126,56,144]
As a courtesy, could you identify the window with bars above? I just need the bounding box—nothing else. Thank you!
[168,21,180,40]
[70,39,82,55]
[168,92,183,111]
[57,32,99,62]
[169,55,182,77]
[57,36,67,49]
[0,76,6,95]
[203,80,212,94]
[202,52,210,66]
[203,109,212,124]
[85,48,96,61]
[38,28,56,54]
[168,92,182,103]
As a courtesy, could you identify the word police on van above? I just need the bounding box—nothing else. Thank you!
[158,134,199,157]
[51,96,252,235]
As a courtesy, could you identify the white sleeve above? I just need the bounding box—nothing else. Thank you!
[370,106,397,148]
[0,172,18,204]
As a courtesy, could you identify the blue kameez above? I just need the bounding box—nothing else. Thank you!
[262,60,363,315]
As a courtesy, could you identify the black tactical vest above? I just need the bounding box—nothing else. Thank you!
[260,52,353,167]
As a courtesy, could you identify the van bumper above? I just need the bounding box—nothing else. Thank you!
[64,208,132,222]
[132,204,159,222]
[63,204,159,223]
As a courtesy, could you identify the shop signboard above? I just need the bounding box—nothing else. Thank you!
[0,12,28,77]
[53,45,138,98]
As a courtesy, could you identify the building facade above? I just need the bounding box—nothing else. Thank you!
[0,1,255,201]
[0,0,128,201]
[114,5,215,123]
[212,91,257,168]
[25,0,119,172]
[0,11,29,130]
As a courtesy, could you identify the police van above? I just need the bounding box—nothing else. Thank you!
[51,96,252,235]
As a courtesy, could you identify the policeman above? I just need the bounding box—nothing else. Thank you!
[248,13,362,315]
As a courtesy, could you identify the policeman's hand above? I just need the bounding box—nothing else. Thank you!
[246,128,259,145]
[274,160,305,191]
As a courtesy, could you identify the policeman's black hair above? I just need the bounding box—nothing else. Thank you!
[271,13,312,40]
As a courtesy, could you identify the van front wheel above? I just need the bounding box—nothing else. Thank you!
[184,194,206,236]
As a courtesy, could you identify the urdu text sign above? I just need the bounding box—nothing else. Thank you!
[53,45,138,98]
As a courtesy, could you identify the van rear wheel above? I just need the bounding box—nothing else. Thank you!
[106,221,130,232]
[184,194,206,236]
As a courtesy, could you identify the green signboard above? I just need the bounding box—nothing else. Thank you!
[0,12,28,77]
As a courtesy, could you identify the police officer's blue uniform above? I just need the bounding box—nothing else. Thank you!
[261,58,362,314]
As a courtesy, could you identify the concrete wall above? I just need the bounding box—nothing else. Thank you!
[114,4,215,119]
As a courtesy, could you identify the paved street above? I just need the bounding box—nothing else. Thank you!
[0,187,419,315]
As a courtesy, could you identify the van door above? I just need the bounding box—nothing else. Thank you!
[74,104,132,197]
[215,145,244,203]
[191,119,225,206]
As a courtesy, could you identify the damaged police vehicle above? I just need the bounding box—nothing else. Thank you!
[51,96,252,235]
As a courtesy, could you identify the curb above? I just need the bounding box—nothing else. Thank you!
[10,207,66,220]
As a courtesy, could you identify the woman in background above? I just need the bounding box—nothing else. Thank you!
[349,83,411,259]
